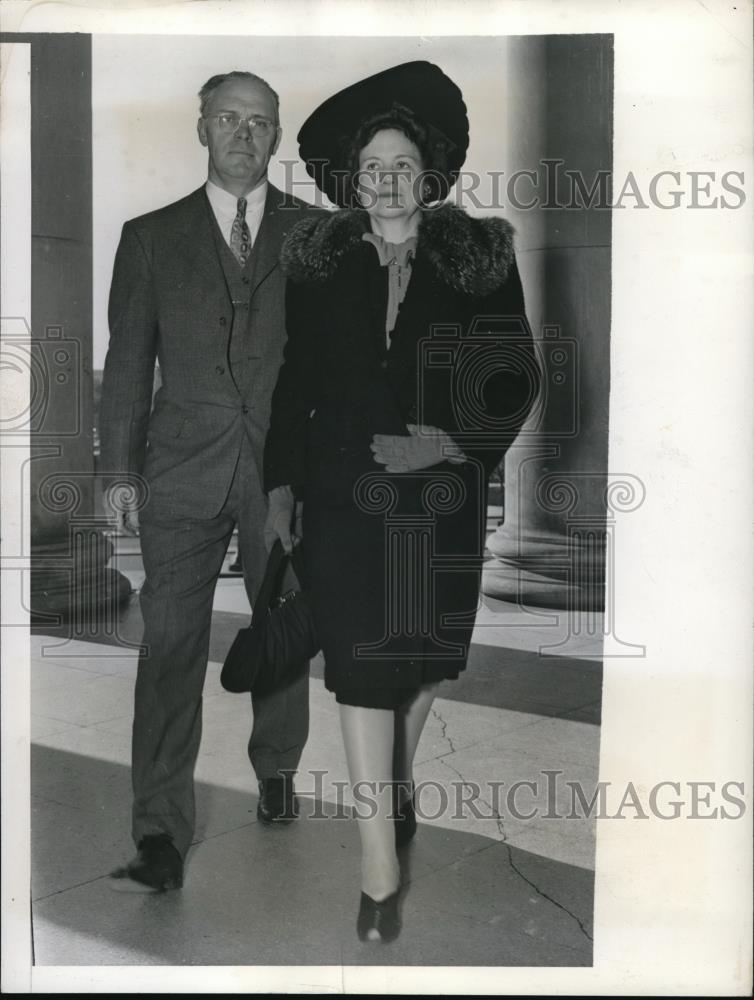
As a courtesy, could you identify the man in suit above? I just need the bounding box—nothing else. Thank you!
[100,71,311,891]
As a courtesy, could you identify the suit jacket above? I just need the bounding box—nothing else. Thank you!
[100,183,315,520]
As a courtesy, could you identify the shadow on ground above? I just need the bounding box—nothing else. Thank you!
[32,745,594,967]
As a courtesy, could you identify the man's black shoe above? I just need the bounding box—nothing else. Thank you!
[257,777,298,825]
[107,833,184,892]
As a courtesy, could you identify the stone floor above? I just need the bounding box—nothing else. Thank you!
[30,533,603,968]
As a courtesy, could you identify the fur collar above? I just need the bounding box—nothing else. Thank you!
[280,205,515,297]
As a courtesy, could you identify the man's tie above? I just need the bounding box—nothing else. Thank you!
[230,197,251,267]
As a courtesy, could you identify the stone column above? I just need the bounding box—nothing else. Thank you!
[483,35,613,612]
[27,34,131,626]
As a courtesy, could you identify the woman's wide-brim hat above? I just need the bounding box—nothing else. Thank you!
[297,60,469,208]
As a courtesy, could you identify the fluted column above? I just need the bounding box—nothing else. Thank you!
[483,35,613,612]
[26,34,131,626]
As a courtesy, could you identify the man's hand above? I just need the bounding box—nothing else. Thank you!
[264,485,302,554]
[370,424,466,473]
[102,481,140,536]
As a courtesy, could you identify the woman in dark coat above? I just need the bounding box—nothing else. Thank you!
[263,62,540,942]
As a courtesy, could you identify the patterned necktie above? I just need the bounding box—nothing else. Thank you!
[230,197,251,267]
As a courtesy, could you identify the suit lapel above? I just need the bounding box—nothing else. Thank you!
[169,188,229,293]
[248,184,288,297]
[168,183,291,298]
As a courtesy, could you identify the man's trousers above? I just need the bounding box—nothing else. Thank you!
[131,435,309,858]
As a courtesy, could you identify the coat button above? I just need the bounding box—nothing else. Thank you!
[215,365,225,375]
[241,404,250,414]
[242,276,250,284]
[380,360,388,370]
[219,317,227,326]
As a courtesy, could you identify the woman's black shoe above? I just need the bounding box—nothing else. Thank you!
[394,785,417,848]
[357,889,401,943]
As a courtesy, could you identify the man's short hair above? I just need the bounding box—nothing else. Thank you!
[198,71,280,122]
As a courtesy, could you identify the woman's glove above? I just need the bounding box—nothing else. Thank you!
[264,485,302,553]
[370,424,466,473]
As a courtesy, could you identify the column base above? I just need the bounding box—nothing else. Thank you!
[482,563,601,611]
[483,531,606,612]
[31,534,133,627]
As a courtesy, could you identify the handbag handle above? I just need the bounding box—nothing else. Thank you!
[251,540,306,629]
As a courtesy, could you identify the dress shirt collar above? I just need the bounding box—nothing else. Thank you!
[205,178,268,219]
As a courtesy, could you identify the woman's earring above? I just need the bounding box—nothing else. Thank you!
[422,184,432,202]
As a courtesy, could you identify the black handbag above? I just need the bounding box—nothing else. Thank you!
[220,539,319,694]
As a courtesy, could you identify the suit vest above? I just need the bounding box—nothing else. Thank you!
[209,215,257,396]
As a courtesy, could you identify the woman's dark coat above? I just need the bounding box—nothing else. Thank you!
[264,205,540,696]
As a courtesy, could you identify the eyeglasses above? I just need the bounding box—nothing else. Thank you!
[204,113,278,136]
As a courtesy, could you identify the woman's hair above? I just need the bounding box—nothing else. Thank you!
[338,103,452,208]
